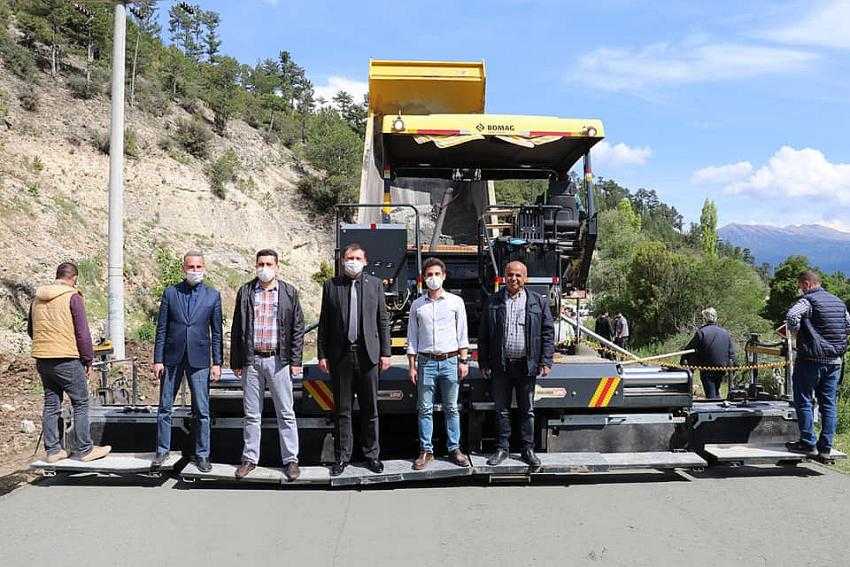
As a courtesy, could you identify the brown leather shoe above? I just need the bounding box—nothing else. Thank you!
[284,462,300,481]
[413,452,434,470]
[79,445,111,462]
[46,449,69,464]
[235,461,256,479]
[449,449,470,467]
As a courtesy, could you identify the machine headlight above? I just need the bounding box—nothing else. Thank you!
[392,117,405,131]
[585,126,598,137]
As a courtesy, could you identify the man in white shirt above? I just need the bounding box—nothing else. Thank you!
[407,257,470,470]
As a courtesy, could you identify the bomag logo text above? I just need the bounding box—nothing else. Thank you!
[484,124,515,132]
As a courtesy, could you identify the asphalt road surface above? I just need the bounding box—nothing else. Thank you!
[1,464,848,566]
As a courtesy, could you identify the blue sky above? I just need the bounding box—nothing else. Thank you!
[162,0,850,230]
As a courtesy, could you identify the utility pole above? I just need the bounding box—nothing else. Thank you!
[108,1,127,359]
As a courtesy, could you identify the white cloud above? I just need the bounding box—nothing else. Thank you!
[700,146,850,204]
[691,161,753,185]
[576,40,817,92]
[592,141,652,168]
[759,1,850,50]
[313,76,368,107]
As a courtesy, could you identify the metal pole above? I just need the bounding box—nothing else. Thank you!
[107,1,127,360]
[561,315,640,361]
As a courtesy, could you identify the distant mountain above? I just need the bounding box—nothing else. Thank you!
[718,224,850,274]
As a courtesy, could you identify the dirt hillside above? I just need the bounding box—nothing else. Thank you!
[0,66,335,463]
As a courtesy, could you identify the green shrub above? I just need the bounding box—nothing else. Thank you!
[157,136,174,151]
[205,148,239,199]
[137,85,170,117]
[174,117,212,159]
[18,88,39,112]
[0,38,37,82]
[311,260,334,286]
[297,172,358,216]
[30,156,44,173]
[25,181,38,196]
[135,319,156,343]
[837,380,850,435]
[152,247,183,300]
[93,128,140,158]
[76,257,101,286]
[67,75,97,100]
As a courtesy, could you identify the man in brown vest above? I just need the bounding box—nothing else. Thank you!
[28,262,111,463]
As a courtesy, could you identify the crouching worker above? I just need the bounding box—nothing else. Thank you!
[29,262,111,463]
[230,249,305,481]
[478,261,554,468]
[153,251,223,472]
[407,258,471,470]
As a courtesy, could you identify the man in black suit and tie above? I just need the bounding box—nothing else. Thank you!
[318,243,391,476]
[153,251,223,472]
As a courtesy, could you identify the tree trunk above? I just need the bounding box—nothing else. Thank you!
[50,29,57,78]
[266,112,275,136]
[129,28,141,107]
[86,37,93,90]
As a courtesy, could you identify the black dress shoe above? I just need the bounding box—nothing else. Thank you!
[330,462,348,476]
[521,448,541,468]
[785,441,817,457]
[487,448,509,466]
[365,459,384,473]
[195,457,212,473]
[150,453,167,469]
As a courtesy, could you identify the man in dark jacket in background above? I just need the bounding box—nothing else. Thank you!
[681,307,735,399]
[784,271,850,459]
[478,261,555,468]
[594,311,615,359]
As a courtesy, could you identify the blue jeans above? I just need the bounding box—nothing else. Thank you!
[156,355,211,458]
[792,359,841,451]
[417,357,461,453]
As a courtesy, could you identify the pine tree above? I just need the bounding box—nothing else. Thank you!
[168,3,202,63]
[699,198,718,257]
[200,9,221,61]
[129,0,160,107]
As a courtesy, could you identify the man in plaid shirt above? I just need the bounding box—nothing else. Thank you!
[230,249,305,481]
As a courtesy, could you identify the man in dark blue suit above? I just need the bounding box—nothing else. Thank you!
[153,251,223,471]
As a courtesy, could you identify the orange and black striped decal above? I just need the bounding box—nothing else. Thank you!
[303,380,335,411]
[588,376,621,408]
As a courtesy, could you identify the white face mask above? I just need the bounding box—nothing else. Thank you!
[425,275,444,291]
[256,266,276,283]
[343,259,364,278]
[185,270,205,286]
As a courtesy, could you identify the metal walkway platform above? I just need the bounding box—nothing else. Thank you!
[175,451,706,486]
[331,459,472,486]
[703,444,848,465]
[181,462,330,485]
[472,451,707,476]
[29,451,182,475]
